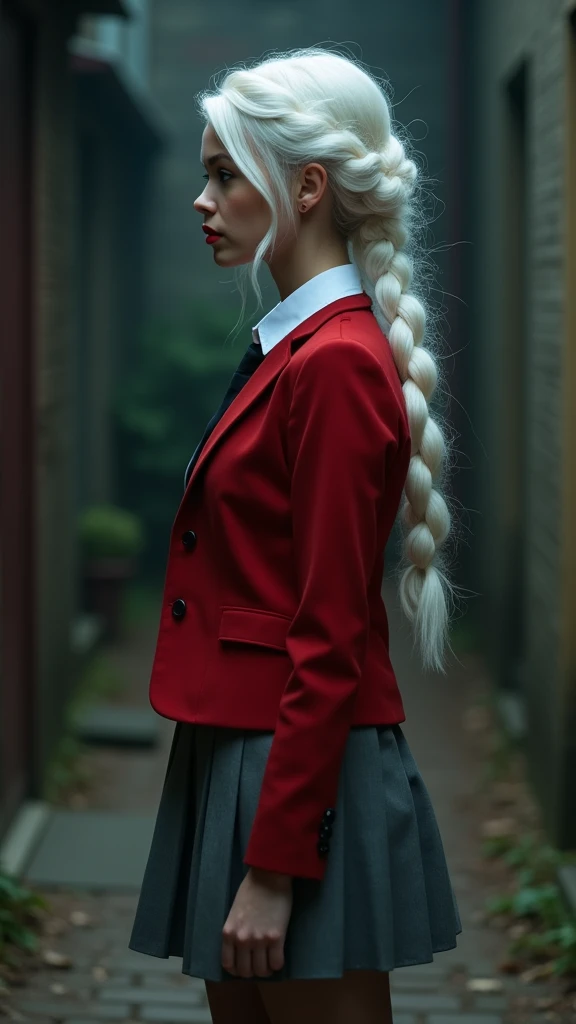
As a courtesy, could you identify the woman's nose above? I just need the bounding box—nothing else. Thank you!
[194,189,215,213]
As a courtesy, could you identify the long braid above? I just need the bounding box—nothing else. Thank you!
[350,138,455,673]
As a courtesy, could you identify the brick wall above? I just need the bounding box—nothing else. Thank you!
[467,0,576,845]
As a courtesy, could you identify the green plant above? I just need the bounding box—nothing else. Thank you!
[66,651,124,718]
[113,299,252,477]
[112,300,255,575]
[479,706,576,979]
[41,734,91,805]
[78,505,145,560]
[122,579,162,632]
[42,651,124,804]
[0,870,48,967]
[483,831,576,977]
[448,611,482,655]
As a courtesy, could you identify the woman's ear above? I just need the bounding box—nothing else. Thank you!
[296,162,328,211]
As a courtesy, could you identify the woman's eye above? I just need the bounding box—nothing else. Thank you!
[202,170,232,183]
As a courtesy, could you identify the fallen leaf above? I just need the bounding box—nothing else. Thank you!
[69,911,91,928]
[41,950,72,969]
[498,959,523,974]
[481,817,518,838]
[520,962,555,984]
[536,997,557,1010]
[467,978,504,993]
[49,983,67,995]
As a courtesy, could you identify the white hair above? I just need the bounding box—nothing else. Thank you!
[196,46,460,674]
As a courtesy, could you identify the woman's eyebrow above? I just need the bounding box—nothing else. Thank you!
[200,152,233,167]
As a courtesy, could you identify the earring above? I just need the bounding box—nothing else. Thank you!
[299,203,307,212]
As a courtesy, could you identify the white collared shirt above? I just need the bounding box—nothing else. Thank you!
[252,262,365,355]
[184,263,365,489]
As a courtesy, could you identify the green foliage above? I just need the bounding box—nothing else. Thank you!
[78,504,145,560]
[42,651,124,805]
[448,612,482,655]
[122,579,162,632]
[479,722,520,790]
[112,299,254,574]
[486,884,562,924]
[0,869,48,966]
[483,831,576,977]
[66,650,124,718]
[41,734,90,806]
[114,299,251,478]
[483,832,564,878]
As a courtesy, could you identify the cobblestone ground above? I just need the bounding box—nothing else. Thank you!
[4,861,574,1023]
[3,885,567,1024]
[1,582,575,1023]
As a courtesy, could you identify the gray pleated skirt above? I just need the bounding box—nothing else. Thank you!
[128,721,462,982]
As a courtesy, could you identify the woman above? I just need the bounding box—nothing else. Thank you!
[129,46,462,1024]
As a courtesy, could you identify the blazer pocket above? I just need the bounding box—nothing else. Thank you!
[218,606,291,652]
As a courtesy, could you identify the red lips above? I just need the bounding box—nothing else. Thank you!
[202,224,223,236]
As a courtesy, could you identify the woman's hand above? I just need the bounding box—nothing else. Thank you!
[221,867,293,978]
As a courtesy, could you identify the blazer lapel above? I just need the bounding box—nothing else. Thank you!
[183,290,373,494]
[184,334,291,492]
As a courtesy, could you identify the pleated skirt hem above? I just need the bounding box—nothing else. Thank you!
[127,943,461,982]
[128,722,462,982]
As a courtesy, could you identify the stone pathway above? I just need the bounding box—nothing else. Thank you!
[3,886,564,1023]
[1,582,574,1022]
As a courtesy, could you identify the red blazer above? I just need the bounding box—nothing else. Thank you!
[148,291,412,880]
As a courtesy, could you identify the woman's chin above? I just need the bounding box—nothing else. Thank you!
[212,248,254,268]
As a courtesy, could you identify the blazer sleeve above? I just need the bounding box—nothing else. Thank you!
[242,337,400,880]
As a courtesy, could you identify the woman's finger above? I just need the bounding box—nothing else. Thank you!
[252,940,272,978]
[235,940,253,979]
[267,936,285,973]
[221,932,236,975]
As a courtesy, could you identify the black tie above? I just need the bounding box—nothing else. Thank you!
[184,339,266,489]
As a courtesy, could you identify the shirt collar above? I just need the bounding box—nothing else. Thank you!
[252,263,364,355]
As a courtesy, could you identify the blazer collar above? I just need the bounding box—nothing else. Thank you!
[183,291,373,495]
[289,290,372,351]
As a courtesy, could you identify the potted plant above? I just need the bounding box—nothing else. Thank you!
[78,504,145,642]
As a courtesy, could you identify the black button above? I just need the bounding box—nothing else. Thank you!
[322,807,336,824]
[319,824,332,841]
[172,598,187,620]
[317,841,329,858]
[181,530,197,551]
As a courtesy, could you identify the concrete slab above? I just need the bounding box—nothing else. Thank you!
[0,800,52,877]
[22,811,155,889]
[72,706,160,748]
